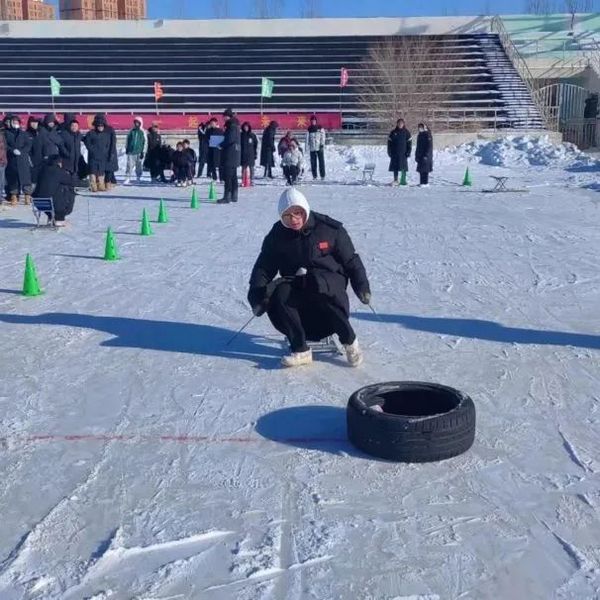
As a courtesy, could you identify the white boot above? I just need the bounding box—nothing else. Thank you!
[124,178,131,185]
[344,339,363,367]
[281,349,313,368]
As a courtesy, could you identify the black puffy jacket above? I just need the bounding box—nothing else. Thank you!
[220,117,241,171]
[248,212,370,316]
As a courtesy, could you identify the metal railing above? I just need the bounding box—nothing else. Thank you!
[560,117,600,149]
[490,15,553,130]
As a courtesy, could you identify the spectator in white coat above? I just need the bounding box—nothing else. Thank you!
[305,115,326,180]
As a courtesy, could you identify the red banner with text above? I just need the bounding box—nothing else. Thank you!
[4,112,342,131]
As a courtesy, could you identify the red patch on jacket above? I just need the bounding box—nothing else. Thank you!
[318,242,329,250]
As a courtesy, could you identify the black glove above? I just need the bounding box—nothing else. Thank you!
[140,152,144,160]
[358,290,372,305]
[248,287,267,317]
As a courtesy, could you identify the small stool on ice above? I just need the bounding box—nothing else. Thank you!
[362,163,376,182]
[31,197,55,227]
[490,176,509,192]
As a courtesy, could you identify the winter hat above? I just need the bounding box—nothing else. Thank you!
[223,107,234,118]
[93,114,106,127]
[278,188,311,226]
[27,115,40,124]
[43,113,57,126]
[133,116,144,127]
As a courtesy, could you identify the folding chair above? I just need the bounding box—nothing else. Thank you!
[362,163,376,182]
[31,197,55,227]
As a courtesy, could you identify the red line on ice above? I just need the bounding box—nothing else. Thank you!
[0,434,347,445]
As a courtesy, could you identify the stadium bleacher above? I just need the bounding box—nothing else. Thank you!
[0,30,544,129]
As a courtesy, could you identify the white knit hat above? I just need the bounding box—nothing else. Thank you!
[278,188,310,226]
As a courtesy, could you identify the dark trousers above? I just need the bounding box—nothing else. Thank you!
[419,172,429,185]
[267,283,355,352]
[310,149,325,179]
[207,155,218,180]
[283,165,299,185]
[174,166,187,182]
[263,164,273,178]
[223,167,238,201]
[197,157,206,177]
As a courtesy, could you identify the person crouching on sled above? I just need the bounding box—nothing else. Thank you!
[248,188,371,368]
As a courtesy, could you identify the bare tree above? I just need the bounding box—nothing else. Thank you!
[212,0,230,18]
[300,0,321,17]
[525,0,554,14]
[565,0,593,30]
[354,37,464,131]
[253,0,284,18]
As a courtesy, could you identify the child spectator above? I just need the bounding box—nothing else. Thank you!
[172,142,190,187]
[281,139,304,186]
[182,139,197,185]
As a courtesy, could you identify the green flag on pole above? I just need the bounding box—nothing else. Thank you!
[50,76,61,97]
[261,77,274,98]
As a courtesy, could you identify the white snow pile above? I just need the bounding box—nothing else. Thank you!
[444,135,600,168]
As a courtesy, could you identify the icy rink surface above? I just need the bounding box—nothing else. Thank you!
[0,138,599,599]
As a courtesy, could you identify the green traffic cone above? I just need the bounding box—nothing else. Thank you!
[140,208,153,236]
[157,199,168,223]
[22,254,43,297]
[462,167,472,187]
[103,227,119,261]
[400,170,408,186]
[190,187,199,209]
[208,180,217,202]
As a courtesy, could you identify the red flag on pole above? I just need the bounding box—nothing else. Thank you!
[154,81,164,101]
[340,67,349,88]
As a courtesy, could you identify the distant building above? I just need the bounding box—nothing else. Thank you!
[60,0,145,19]
[118,0,145,20]
[1,0,55,19]
[23,0,55,19]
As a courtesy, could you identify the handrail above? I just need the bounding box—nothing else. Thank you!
[490,15,554,130]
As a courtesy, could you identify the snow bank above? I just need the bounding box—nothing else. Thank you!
[442,135,600,168]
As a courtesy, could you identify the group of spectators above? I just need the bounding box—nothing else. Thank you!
[0,112,102,226]
[197,114,327,186]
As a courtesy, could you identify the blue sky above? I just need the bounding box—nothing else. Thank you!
[47,0,531,19]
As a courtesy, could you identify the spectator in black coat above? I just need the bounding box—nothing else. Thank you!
[415,123,433,187]
[26,116,43,185]
[197,122,209,177]
[240,122,258,181]
[58,113,76,133]
[83,115,111,192]
[33,155,76,227]
[5,114,33,205]
[172,142,191,186]
[248,188,371,368]
[387,118,412,185]
[95,113,118,188]
[206,118,224,181]
[218,108,241,204]
[182,139,197,184]
[260,120,278,179]
[0,121,7,203]
[145,124,166,182]
[39,113,68,163]
[60,118,82,176]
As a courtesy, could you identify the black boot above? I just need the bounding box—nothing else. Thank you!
[231,189,238,203]
[217,193,231,204]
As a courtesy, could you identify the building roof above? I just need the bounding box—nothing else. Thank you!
[0,16,491,38]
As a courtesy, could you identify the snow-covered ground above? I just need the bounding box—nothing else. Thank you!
[1,137,599,599]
